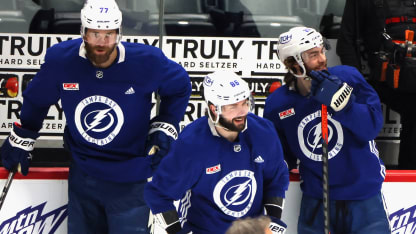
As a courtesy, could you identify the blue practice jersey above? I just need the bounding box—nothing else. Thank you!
[21,38,191,182]
[145,114,289,234]
[264,65,386,200]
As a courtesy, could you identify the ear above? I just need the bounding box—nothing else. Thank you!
[209,103,217,115]
[208,104,218,121]
[284,58,301,75]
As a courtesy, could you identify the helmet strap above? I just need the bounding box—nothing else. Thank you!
[207,104,221,124]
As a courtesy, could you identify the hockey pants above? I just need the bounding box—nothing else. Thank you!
[67,161,150,234]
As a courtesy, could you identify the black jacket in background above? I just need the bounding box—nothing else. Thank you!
[336,0,384,71]
[337,0,416,72]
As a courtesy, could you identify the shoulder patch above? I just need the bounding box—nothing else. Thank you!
[63,83,79,90]
[206,164,221,174]
[279,108,295,119]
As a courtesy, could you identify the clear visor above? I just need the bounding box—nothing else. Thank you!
[220,97,254,116]
[84,31,119,45]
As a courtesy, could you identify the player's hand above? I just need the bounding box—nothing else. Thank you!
[148,210,183,234]
[145,122,178,171]
[0,123,39,176]
[269,217,287,234]
[309,70,354,112]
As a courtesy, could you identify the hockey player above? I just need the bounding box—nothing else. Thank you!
[0,0,191,233]
[263,27,391,233]
[144,71,289,234]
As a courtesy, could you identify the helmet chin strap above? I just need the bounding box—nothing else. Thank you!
[290,57,307,78]
[207,103,223,124]
[214,121,231,131]
[207,107,233,131]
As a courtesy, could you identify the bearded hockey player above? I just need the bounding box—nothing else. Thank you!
[263,27,391,233]
[144,70,289,234]
[0,0,191,233]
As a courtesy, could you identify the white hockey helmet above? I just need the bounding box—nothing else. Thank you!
[203,70,253,123]
[277,27,323,77]
[81,0,122,42]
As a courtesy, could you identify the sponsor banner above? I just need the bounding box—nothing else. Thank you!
[383,182,416,234]
[0,33,400,143]
[0,180,68,234]
[0,169,415,234]
[379,104,401,141]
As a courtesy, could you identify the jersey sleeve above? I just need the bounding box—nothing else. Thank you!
[262,120,289,199]
[150,51,191,129]
[20,47,61,131]
[144,139,202,214]
[331,66,383,142]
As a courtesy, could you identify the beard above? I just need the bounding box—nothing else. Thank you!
[305,60,328,74]
[218,115,247,132]
[84,42,117,66]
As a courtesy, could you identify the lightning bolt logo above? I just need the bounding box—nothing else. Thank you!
[213,170,257,218]
[307,123,334,156]
[75,95,124,146]
[225,179,251,207]
[84,108,113,133]
[298,110,343,161]
[308,123,322,154]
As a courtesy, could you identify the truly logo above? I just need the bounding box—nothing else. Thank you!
[390,204,416,234]
[0,202,67,234]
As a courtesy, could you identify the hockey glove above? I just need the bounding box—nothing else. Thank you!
[145,122,178,171]
[309,70,355,112]
[148,210,182,234]
[269,217,287,234]
[0,123,39,176]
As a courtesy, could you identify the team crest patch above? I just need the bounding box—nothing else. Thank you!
[206,164,221,174]
[279,108,295,119]
[63,83,79,90]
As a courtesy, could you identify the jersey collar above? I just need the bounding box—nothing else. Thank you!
[207,116,248,138]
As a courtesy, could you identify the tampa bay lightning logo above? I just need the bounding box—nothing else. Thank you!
[213,170,257,218]
[74,95,124,146]
[298,110,343,161]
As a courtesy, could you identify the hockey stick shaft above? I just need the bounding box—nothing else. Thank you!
[321,104,330,234]
[0,170,16,211]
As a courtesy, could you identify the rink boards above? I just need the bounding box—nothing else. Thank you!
[0,168,415,234]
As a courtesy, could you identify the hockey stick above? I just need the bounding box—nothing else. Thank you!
[321,104,330,234]
[0,170,16,211]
